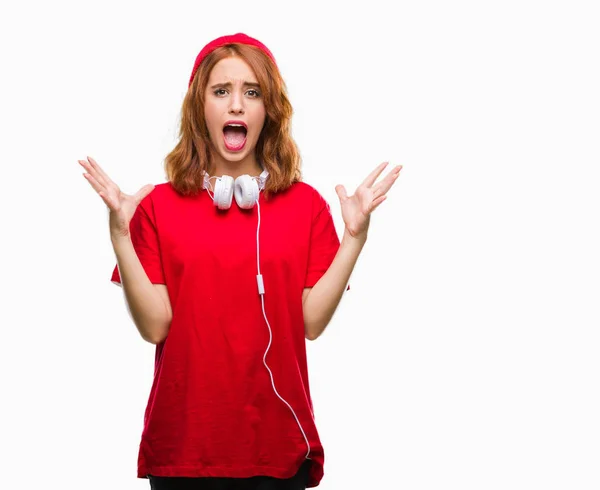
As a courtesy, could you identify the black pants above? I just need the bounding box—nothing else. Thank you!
[148,460,311,490]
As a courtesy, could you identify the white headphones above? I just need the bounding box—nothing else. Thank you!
[202,169,269,210]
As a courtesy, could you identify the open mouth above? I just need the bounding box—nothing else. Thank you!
[223,122,248,151]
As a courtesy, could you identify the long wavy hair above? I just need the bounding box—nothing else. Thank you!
[164,43,302,198]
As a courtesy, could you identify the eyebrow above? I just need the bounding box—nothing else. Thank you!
[210,81,261,89]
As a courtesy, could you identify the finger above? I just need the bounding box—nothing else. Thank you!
[87,156,115,187]
[98,190,118,210]
[134,184,155,204]
[369,195,387,213]
[372,167,401,197]
[79,158,109,188]
[84,173,118,209]
[82,171,107,195]
[362,161,389,188]
[335,184,348,201]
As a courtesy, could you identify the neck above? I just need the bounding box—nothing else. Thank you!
[208,153,263,179]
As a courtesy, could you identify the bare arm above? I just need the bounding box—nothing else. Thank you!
[302,229,365,340]
[77,156,171,344]
[302,162,402,341]
[112,233,172,344]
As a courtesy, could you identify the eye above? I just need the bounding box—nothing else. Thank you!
[246,89,261,97]
[214,88,227,96]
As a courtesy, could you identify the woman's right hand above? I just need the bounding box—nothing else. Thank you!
[78,156,155,239]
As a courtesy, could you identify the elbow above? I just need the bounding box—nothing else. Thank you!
[304,321,325,341]
[142,331,167,345]
[140,317,171,345]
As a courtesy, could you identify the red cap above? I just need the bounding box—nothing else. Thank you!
[188,33,277,88]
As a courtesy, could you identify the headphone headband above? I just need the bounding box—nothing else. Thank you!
[202,169,269,191]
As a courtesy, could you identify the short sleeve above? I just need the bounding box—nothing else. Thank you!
[304,190,350,290]
[110,195,166,287]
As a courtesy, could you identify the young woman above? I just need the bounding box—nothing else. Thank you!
[79,33,401,490]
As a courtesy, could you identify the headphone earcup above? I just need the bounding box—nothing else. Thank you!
[213,175,234,210]
[234,175,259,209]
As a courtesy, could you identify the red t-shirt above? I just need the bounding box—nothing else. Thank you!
[110,180,344,487]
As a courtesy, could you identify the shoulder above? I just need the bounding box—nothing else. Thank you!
[281,181,329,207]
[150,181,178,199]
[135,182,180,219]
[290,180,317,195]
[139,181,179,206]
[271,181,334,225]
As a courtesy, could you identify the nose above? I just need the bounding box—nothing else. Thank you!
[228,90,245,115]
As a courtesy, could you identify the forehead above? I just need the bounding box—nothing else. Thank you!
[208,56,258,84]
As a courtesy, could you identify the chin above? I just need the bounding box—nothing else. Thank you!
[220,142,256,161]
[220,150,248,162]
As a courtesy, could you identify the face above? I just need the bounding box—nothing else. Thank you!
[204,56,266,166]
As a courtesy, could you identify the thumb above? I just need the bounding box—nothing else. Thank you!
[135,184,155,204]
[335,184,347,201]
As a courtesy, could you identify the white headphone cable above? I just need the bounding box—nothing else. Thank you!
[255,198,312,461]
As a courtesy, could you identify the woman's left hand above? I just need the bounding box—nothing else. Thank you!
[335,161,402,240]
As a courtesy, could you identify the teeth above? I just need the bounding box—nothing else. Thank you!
[226,124,244,128]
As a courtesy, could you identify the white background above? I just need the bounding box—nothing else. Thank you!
[1,0,599,489]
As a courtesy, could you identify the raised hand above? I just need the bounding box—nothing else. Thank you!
[78,156,155,238]
[335,161,402,239]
